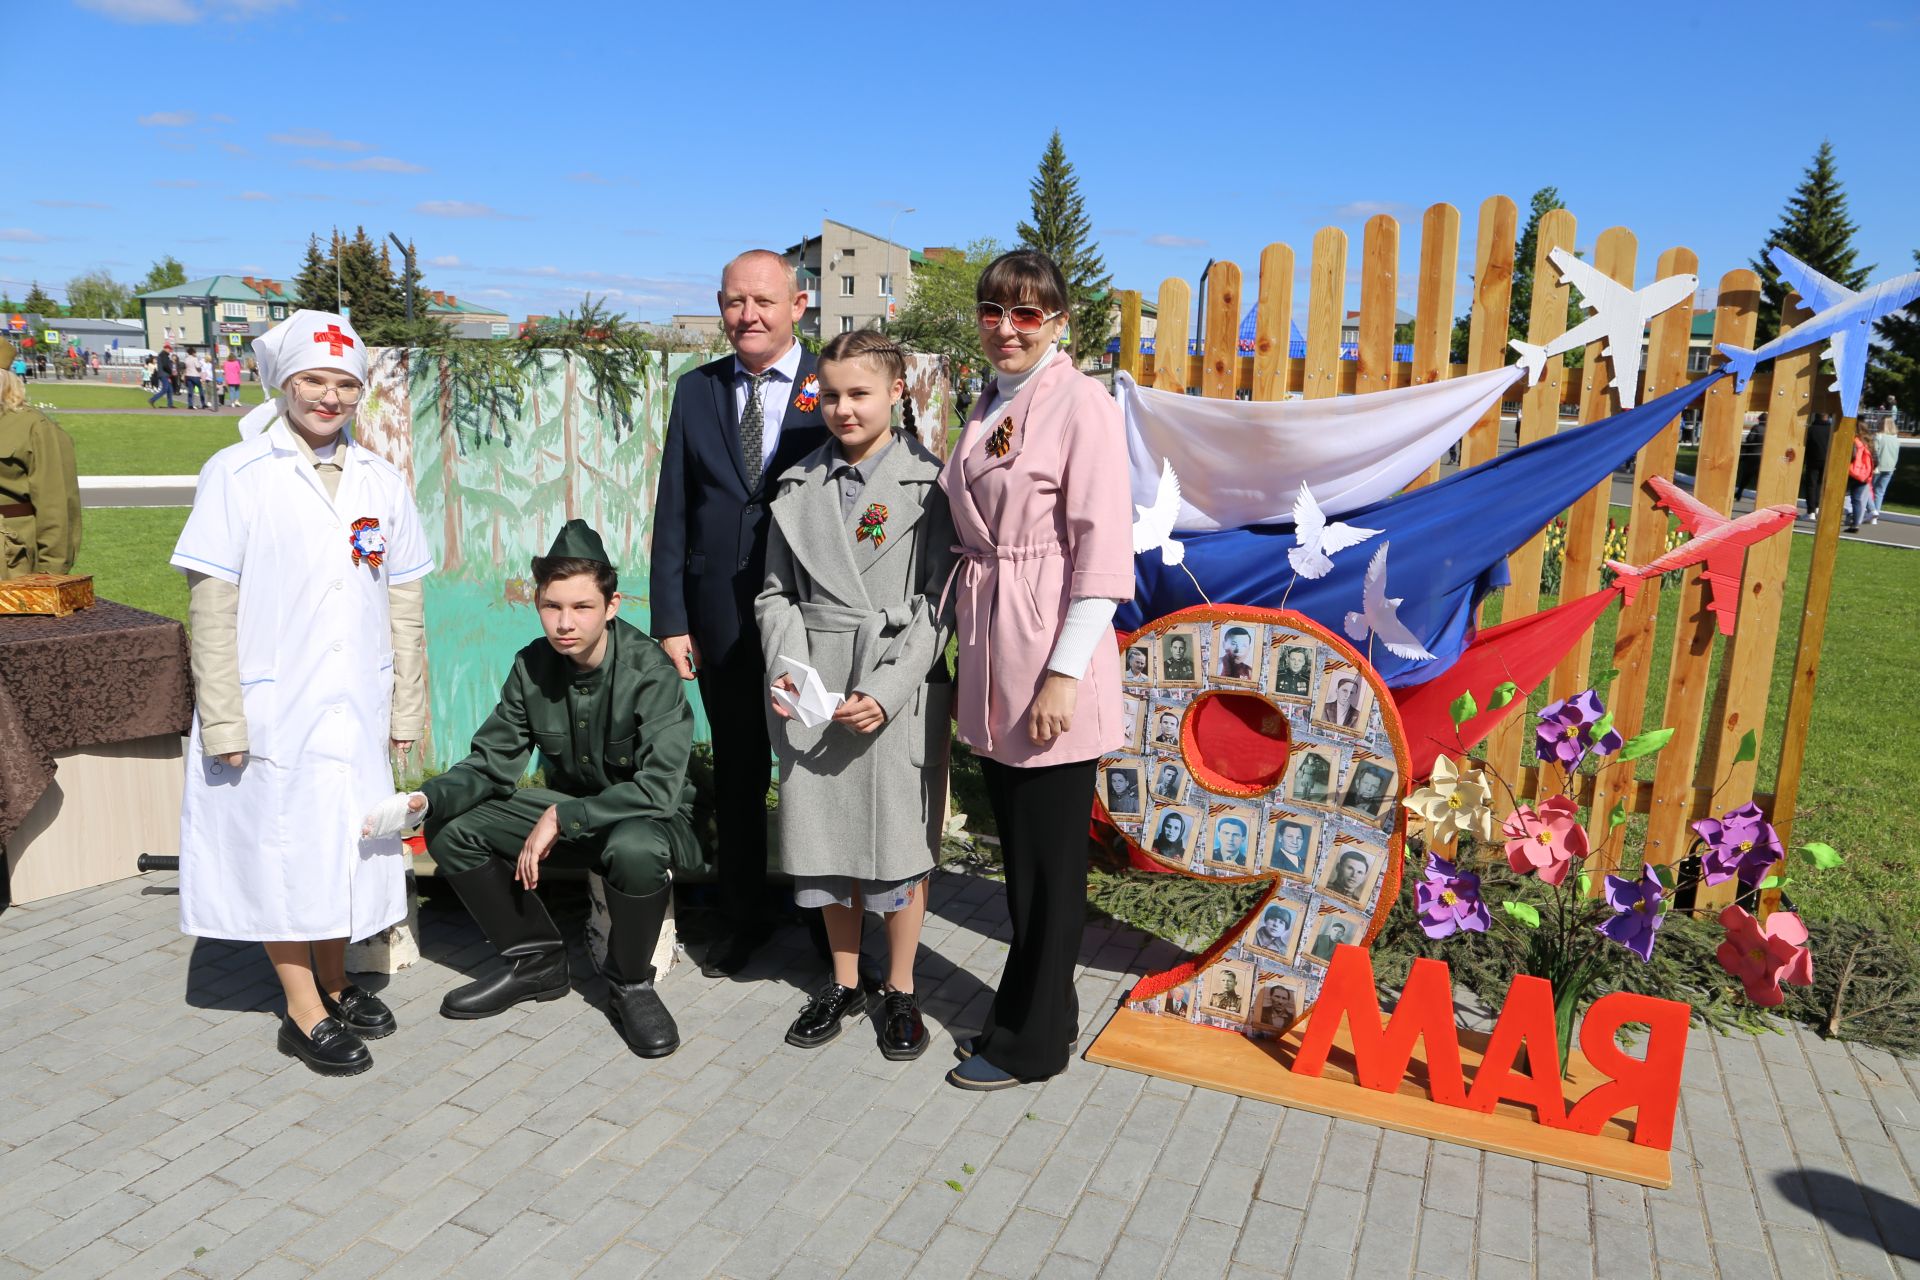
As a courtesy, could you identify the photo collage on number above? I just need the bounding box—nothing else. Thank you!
[1103,617,1403,1040]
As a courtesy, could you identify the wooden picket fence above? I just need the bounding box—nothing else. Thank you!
[1113,196,1853,913]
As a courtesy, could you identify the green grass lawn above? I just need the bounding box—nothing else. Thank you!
[54,412,239,476]
[31,381,266,409]
[72,507,189,622]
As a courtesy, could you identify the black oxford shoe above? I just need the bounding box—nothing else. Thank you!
[608,982,680,1058]
[879,989,928,1061]
[278,1015,372,1077]
[321,985,395,1039]
[785,981,869,1048]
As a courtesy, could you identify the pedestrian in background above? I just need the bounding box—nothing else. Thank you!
[1869,404,1901,526]
[223,351,243,408]
[148,344,177,409]
[182,347,206,409]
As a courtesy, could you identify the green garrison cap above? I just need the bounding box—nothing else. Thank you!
[545,519,611,565]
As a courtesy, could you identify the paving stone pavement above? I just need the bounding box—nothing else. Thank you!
[1,867,1916,1279]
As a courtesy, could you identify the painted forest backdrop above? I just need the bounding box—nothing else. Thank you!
[353,346,952,772]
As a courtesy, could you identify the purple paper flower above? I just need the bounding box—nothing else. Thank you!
[1534,690,1624,771]
[1415,853,1490,939]
[1598,866,1666,961]
[1691,802,1784,887]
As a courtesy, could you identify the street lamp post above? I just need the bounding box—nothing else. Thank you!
[387,232,415,324]
[884,207,916,332]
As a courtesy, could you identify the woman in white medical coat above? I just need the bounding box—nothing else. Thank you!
[172,310,431,1076]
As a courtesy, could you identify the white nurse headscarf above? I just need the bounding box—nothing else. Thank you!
[237,309,369,440]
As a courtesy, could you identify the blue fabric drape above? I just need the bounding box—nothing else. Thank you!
[1117,372,1722,686]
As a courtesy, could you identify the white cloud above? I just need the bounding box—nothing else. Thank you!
[207,113,236,125]
[427,254,464,268]
[153,179,200,189]
[1330,200,1415,220]
[567,171,609,184]
[230,191,275,202]
[1145,234,1208,249]
[80,0,294,22]
[0,228,48,242]
[475,288,514,299]
[138,110,196,127]
[414,200,519,220]
[34,199,110,210]
[270,130,372,152]
[298,155,428,174]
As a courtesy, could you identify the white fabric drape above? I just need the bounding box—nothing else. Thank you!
[1118,366,1522,530]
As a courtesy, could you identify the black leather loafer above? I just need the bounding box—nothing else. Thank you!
[321,985,395,1039]
[879,989,927,1061]
[785,981,869,1048]
[277,1015,372,1077]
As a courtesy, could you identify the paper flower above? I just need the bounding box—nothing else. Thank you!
[349,516,385,567]
[1400,755,1494,843]
[793,374,819,413]
[1691,803,1784,888]
[1415,853,1489,939]
[1598,866,1665,962]
[1715,906,1813,1007]
[1501,795,1590,887]
[855,502,889,548]
[1534,690,1625,771]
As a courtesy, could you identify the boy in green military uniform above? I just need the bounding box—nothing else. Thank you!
[362,520,700,1057]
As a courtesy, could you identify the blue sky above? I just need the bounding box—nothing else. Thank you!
[7,0,1918,325]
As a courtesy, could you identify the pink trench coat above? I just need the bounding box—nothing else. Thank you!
[938,357,1135,766]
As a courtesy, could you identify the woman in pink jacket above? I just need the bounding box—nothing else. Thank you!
[940,250,1134,1090]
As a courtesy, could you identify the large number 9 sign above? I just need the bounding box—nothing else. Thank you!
[1097,605,1411,1040]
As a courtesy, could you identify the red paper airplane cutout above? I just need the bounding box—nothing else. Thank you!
[1605,475,1797,636]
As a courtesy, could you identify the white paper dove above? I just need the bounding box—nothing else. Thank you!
[1343,544,1438,662]
[1132,458,1186,567]
[772,655,845,729]
[1289,483,1381,581]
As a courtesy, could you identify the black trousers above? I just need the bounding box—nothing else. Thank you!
[699,642,774,930]
[976,755,1096,1081]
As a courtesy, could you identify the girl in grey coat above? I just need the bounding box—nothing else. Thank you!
[756,331,956,1061]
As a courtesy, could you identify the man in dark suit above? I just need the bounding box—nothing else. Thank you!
[650,250,828,977]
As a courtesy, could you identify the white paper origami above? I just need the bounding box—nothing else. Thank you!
[1720,247,1920,419]
[772,655,844,729]
[1288,482,1381,581]
[1343,544,1437,662]
[1509,248,1696,410]
[1132,458,1187,567]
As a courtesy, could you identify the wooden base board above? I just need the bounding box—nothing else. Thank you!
[6,734,184,904]
[1086,1008,1670,1187]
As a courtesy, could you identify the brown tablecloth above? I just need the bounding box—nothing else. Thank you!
[0,600,192,847]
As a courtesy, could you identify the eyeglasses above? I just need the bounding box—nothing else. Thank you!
[287,377,363,405]
[976,302,1062,334]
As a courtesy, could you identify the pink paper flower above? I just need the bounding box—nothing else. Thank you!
[1715,906,1813,1007]
[1501,795,1590,887]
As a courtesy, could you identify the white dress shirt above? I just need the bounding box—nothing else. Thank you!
[732,340,805,472]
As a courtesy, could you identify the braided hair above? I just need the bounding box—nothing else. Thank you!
[818,329,917,433]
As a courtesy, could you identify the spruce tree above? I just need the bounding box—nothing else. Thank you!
[335,226,403,334]
[1751,140,1870,344]
[1508,187,1584,343]
[1016,130,1112,362]
[292,232,336,311]
[22,282,60,316]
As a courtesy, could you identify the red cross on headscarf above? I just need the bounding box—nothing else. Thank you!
[312,324,356,356]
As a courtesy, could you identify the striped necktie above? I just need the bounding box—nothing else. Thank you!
[740,372,768,489]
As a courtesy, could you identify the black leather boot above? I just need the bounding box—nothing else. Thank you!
[603,883,679,1058]
[441,860,570,1019]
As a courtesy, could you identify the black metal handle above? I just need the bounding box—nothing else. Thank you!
[136,854,180,873]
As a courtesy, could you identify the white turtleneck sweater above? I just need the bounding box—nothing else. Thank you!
[981,347,1119,680]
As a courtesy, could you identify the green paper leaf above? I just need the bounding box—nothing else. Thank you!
[962,1164,976,1175]
[1758,874,1792,891]
[1652,863,1677,890]
[1503,900,1541,929]
[945,1179,965,1193]
[1450,691,1478,728]
[1489,681,1518,710]
[1577,871,1592,896]
[1591,709,1617,747]
[1800,842,1843,869]
[1732,729,1757,766]
[1594,667,1622,693]
[1608,801,1629,833]
[1617,727,1676,761]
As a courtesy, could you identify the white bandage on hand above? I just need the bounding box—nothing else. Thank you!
[362,791,428,839]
